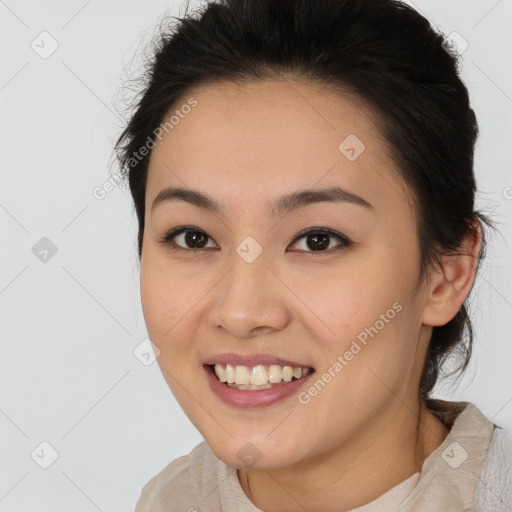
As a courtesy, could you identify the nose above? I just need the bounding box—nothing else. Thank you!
[207,245,291,339]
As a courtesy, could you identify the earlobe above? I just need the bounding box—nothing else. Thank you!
[422,221,482,327]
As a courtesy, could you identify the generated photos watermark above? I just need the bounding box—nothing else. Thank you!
[298,301,403,405]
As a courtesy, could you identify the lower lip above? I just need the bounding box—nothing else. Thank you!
[203,365,315,408]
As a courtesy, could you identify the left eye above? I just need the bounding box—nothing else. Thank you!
[160,226,351,253]
[288,228,351,253]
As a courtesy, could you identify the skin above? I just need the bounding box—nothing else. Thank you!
[139,79,481,511]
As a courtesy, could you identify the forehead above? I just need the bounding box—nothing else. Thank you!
[146,79,411,218]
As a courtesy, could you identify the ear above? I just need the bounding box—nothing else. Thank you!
[421,220,482,327]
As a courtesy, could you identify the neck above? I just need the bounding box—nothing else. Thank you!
[238,401,450,512]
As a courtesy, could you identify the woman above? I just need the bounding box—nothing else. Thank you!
[115,0,512,510]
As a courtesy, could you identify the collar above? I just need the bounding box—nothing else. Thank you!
[398,399,495,511]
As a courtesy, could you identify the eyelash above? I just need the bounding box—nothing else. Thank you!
[159,225,352,254]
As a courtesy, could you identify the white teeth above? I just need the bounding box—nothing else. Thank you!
[250,365,268,386]
[268,365,283,383]
[225,364,235,383]
[213,363,312,387]
[235,365,251,385]
[215,364,227,382]
[282,366,293,382]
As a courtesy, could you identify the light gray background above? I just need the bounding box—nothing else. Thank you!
[1,0,511,510]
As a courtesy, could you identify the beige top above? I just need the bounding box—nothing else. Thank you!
[134,400,496,511]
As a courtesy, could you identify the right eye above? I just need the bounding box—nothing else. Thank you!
[160,226,219,251]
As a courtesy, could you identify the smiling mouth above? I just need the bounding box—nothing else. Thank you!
[207,363,314,390]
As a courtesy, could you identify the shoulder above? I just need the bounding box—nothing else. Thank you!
[471,425,512,511]
[134,441,224,512]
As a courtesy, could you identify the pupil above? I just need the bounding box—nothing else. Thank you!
[185,231,207,248]
[308,233,329,251]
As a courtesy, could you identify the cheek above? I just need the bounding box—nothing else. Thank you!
[291,250,418,372]
[140,263,169,338]
[139,249,217,378]
[291,263,395,338]
[139,251,194,341]
[139,257,199,397]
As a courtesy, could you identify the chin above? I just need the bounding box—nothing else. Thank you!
[205,434,302,470]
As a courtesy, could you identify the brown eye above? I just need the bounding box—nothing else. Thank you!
[184,231,208,248]
[161,227,218,250]
[288,228,351,253]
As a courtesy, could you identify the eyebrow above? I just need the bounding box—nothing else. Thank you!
[151,185,373,217]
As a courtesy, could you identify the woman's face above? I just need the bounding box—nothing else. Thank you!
[140,79,433,469]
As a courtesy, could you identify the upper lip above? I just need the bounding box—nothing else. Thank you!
[203,353,314,369]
